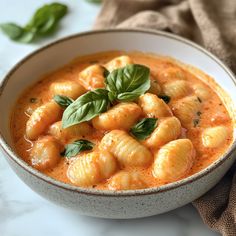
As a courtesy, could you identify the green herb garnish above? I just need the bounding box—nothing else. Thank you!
[158,95,171,104]
[62,89,110,128]
[193,119,199,127]
[30,97,37,103]
[86,0,102,3]
[193,111,202,127]
[0,2,68,43]
[130,118,158,140]
[105,64,150,102]
[197,97,202,103]
[62,139,94,158]
[62,64,150,128]
[53,95,73,108]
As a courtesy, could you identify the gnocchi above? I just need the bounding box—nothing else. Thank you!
[160,66,186,81]
[67,150,117,186]
[48,121,93,142]
[100,130,153,167]
[11,51,233,191]
[78,65,106,90]
[172,95,202,128]
[139,93,172,118]
[30,136,62,170]
[26,101,62,140]
[143,117,181,149]
[108,171,147,190]
[153,139,195,182]
[50,80,86,99]
[105,55,132,71]
[92,102,141,131]
[193,83,211,100]
[163,80,191,99]
[202,126,229,148]
[147,76,162,95]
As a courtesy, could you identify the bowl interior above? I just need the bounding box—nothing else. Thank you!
[0,29,235,193]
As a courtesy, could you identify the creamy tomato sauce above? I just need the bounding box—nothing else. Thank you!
[10,51,234,190]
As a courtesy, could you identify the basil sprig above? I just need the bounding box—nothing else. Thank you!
[130,118,158,140]
[62,139,94,158]
[105,64,150,102]
[62,89,110,128]
[62,64,150,128]
[0,2,68,43]
[53,95,73,108]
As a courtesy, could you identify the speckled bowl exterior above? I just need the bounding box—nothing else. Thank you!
[0,29,236,219]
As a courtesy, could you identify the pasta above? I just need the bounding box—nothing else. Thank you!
[153,139,195,182]
[78,65,106,90]
[163,80,191,99]
[67,150,117,186]
[105,55,132,71]
[11,51,233,191]
[139,93,172,118]
[100,130,153,167]
[92,102,141,131]
[193,83,211,100]
[202,126,229,148]
[143,117,181,149]
[50,80,86,99]
[30,136,62,170]
[108,171,147,190]
[26,101,62,140]
[172,95,202,128]
[160,66,186,81]
[48,121,93,142]
[148,76,162,95]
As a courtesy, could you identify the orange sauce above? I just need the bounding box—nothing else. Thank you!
[10,51,234,190]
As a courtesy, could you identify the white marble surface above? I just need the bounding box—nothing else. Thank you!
[0,1,219,235]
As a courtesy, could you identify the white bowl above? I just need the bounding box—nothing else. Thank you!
[0,29,235,219]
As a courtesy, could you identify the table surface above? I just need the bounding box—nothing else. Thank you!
[0,1,219,235]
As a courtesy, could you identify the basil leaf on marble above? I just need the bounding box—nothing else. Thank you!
[86,0,102,3]
[0,2,68,43]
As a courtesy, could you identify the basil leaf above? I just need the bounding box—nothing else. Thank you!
[86,0,102,3]
[26,2,68,35]
[130,118,158,140]
[53,95,74,108]
[158,95,171,104]
[63,139,94,158]
[0,2,68,43]
[62,89,110,128]
[0,23,24,39]
[105,64,150,102]
[108,91,116,103]
[17,29,37,43]
[102,67,110,78]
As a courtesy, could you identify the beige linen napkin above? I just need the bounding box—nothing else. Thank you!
[94,0,236,235]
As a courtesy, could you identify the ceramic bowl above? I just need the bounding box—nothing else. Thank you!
[0,29,235,219]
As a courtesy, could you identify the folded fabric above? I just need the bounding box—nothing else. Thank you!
[94,0,236,235]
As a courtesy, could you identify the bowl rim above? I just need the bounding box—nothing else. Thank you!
[0,28,236,197]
